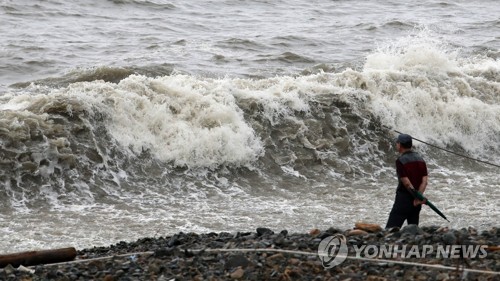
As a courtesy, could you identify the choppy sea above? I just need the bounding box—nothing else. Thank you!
[1,0,499,253]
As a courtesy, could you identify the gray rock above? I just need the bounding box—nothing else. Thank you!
[225,254,251,270]
[3,264,15,275]
[442,232,457,245]
[256,227,274,236]
[279,230,288,236]
[436,272,449,280]
[400,224,424,236]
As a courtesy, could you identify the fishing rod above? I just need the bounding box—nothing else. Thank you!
[386,127,500,169]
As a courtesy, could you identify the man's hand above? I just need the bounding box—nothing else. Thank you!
[413,198,427,206]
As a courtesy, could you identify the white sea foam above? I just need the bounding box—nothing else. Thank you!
[362,31,500,158]
[365,27,459,73]
[229,76,312,125]
[52,75,264,169]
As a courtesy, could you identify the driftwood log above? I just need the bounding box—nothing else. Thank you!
[0,247,77,268]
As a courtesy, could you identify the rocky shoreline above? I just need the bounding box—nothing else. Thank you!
[1,225,499,280]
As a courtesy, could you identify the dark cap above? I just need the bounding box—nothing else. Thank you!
[397,134,412,147]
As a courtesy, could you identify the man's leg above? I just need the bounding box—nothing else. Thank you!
[386,205,407,228]
[386,192,414,228]
[407,205,422,225]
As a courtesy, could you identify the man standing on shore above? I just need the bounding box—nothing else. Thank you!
[386,134,428,229]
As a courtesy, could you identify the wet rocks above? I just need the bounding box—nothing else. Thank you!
[1,226,498,280]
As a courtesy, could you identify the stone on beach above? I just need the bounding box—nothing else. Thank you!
[348,229,369,236]
[354,222,383,233]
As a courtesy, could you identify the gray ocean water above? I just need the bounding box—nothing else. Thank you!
[0,0,499,253]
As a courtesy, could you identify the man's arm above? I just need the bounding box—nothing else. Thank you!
[400,177,415,193]
[419,176,428,194]
[400,176,428,194]
[401,176,428,206]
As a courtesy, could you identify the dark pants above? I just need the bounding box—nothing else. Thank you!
[386,191,422,228]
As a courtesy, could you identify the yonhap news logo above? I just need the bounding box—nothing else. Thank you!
[317,234,348,268]
[317,235,489,269]
[350,244,488,259]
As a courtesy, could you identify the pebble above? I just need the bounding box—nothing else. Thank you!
[229,267,245,279]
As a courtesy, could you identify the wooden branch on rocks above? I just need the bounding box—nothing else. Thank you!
[0,247,77,268]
